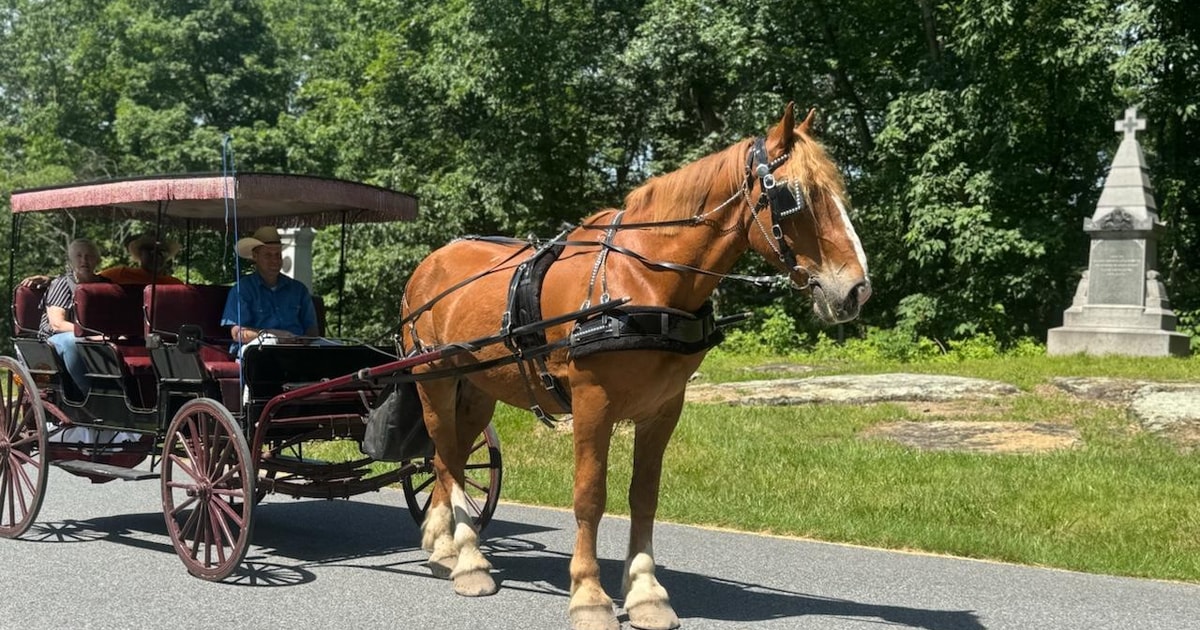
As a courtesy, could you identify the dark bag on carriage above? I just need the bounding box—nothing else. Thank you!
[361,380,432,462]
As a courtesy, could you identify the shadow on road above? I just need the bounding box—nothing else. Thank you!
[24,501,984,628]
[483,520,984,630]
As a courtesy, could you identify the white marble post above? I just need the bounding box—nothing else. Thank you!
[279,227,316,289]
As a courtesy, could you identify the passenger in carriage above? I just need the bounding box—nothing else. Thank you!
[98,233,184,285]
[20,232,184,289]
[38,238,113,396]
[221,225,321,356]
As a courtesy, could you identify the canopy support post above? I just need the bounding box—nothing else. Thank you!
[338,210,348,338]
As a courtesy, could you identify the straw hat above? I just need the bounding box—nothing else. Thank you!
[125,233,181,261]
[235,226,283,259]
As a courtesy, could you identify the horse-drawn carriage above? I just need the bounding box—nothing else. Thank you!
[2,104,870,630]
[0,172,503,580]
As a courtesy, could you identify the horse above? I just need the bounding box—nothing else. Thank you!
[399,103,870,630]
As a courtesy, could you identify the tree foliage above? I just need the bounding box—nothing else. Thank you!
[2,0,1197,345]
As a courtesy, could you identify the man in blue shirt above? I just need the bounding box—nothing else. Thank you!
[221,225,319,355]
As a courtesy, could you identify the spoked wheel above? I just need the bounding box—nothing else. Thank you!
[402,423,502,532]
[161,398,255,581]
[0,356,49,538]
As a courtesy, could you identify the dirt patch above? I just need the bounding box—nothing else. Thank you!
[862,421,1082,454]
[899,398,1014,418]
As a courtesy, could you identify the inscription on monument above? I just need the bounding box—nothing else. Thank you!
[1087,239,1145,306]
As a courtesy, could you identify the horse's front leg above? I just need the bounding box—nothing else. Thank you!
[624,396,683,630]
[568,402,619,630]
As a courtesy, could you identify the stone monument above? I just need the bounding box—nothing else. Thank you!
[1046,107,1191,357]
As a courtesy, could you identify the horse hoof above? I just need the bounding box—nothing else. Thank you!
[453,569,498,596]
[627,601,680,630]
[426,553,457,580]
[569,605,620,630]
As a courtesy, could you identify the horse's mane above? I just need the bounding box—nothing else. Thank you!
[622,133,848,227]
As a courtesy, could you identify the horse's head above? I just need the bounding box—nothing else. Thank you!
[743,103,871,324]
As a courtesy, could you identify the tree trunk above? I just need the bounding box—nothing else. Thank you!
[813,1,874,152]
[918,0,942,81]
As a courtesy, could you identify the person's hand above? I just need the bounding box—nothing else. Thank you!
[20,275,50,290]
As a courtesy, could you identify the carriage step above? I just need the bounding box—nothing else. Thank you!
[54,460,160,481]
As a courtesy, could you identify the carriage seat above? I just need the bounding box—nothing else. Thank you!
[73,283,151,372]
[313,296,327,337]
[12,284,46,337]
[144,284,239,378]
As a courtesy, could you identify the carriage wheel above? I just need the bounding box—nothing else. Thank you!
[402,423,502,532]
[0,356,49,538]
[161,398,255,581]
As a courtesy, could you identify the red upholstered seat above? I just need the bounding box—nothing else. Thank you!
[12,284,46,337]
[74,283,146,339]
[69,283,156,407]
[144,284,239,378]
[145,284,231,340]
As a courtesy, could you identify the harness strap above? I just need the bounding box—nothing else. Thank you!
[748,137,803,270]
[582,211,624,309]
[501,230,574,420]
[569,302,726,360]
[395,237,534,348]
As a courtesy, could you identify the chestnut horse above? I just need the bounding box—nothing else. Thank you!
[399,103,869,630]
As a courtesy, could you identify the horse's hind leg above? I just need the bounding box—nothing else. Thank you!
[416,379,459,580]
[421,464,457,579]
[448,381,499,596]
[623,395,683,630]
[421,377,499,595]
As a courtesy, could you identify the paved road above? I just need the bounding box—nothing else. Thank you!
[1,471,1197,629]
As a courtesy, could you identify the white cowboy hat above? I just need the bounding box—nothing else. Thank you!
[125,233,181,261]
[235,226,283,259]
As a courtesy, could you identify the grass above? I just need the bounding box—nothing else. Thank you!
[491,352,1200,583]
[310,351,1200,582]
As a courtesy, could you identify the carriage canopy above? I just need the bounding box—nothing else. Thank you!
[10,172,418,228]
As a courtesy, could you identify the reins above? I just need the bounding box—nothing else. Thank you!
[572,135,815,287]
[390,136,813,346]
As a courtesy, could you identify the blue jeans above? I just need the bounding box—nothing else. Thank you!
[47,331,89,396]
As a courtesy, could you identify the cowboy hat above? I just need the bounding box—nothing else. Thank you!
[235,226,284,259]
[125,233,181,261]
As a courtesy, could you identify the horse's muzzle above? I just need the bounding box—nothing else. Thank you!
[810,277,870,324]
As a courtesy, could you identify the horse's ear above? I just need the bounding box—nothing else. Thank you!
[798,107,817,135]
[766,102,797,155]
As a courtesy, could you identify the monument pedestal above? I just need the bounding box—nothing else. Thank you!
[1046,327,1189,357]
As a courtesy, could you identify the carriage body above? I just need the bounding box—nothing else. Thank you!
[0,173,501,579]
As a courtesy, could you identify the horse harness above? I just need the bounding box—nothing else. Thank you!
[403,137,806,425]
[481,228,725,425]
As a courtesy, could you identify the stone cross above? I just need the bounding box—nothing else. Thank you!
[1115,107,1146,140]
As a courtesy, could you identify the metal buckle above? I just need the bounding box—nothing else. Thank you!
[531,405,556,428]
[756,163,777,190]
